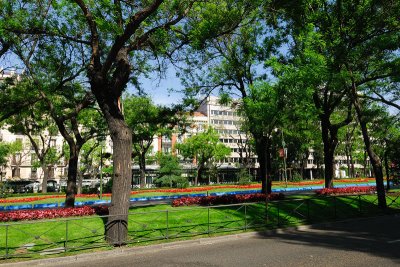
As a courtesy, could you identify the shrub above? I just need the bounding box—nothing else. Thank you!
[103,178,113,193]
[237,169,253,185]
[171,193,285,207]
[291,172,303,182]
[0,182,9,198]
[315,186,376,196]
[0,205,109,222]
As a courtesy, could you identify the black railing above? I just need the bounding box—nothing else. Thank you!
[1,193,399,260]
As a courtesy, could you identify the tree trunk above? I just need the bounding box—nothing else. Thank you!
[322,139,336,188]
[77,170,83,195]
[139,153,146,188]
[314,91,350,188]
[350,154,355,178]
[94,115,127,243]
[41,163,49,193]
[350,82,386,209]
[104,117,132,245]
[384,151,390,190]
[254,135,271,194]
[65,147,79,207]
[363,151,368,177]
[196,164,203,186]
[345,146,351,179]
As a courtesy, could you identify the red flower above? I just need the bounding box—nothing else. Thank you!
[0,205,109,222]
[315,186,376,196]
[171,193,284,207]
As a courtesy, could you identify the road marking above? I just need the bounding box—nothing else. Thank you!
[387,239,400,244]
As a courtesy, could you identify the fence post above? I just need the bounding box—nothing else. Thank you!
[244,204,247,231]
[5,225,9,259]
[166,210,169,239]
[65,220,68,252]
[207,207,210,235]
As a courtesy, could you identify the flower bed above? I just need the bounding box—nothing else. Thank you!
[315,186,376,196]
[0,196,61,204]
[0,205,109,222]
[171,193,285,207]
[1,179,377,204]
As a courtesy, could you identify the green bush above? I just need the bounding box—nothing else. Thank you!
[154,153,188,188]
[238,168,253,185]
[291,172,303,182]
[103,178,113,193]
[154,175,189,188]
[0,182,9,198]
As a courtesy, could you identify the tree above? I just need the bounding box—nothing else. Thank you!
[154,153,186,188]
[176,128,230,185]
[124,95,181,188]
[1,0,259,244]
[180,7,289,193]
[272,0,400,208]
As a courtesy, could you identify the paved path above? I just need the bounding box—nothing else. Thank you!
[5,215,400,267]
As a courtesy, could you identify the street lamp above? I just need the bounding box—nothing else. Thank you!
[99,145,103,200]
[275,128,288,188]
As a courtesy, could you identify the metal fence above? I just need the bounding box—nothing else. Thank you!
[1,193,400,260]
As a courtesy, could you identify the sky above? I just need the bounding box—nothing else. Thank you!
[137,67,185,106]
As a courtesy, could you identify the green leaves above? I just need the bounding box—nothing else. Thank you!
[176,127,230,166]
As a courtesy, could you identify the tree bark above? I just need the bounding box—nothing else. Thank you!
[105,116,132,245]
[384,150,390,190]
[195,164,204,186]
[65,146,79,207]
[321,119,338,188]
[254,135,271,194]
[350,81,386,209]
[77,170,83,195]
[41,164,49,193]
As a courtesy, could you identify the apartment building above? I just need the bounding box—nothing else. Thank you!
[153,96,258,168]
[0,69,67,184]
[0,127,67,183]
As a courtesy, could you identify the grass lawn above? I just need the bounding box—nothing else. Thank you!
[1,192,399,262]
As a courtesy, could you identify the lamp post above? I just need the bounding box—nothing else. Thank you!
[275,128,288,188]
[281,130,288,188]
[99,145,103,200]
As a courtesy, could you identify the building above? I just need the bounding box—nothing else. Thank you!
[153,96,258,168]
[0,127,67,183]
[0,69,67,185]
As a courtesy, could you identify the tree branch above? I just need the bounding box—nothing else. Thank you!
[101,0,164,76]
[358,93,400,110]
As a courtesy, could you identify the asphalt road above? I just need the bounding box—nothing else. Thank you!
[5,215,400,267]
